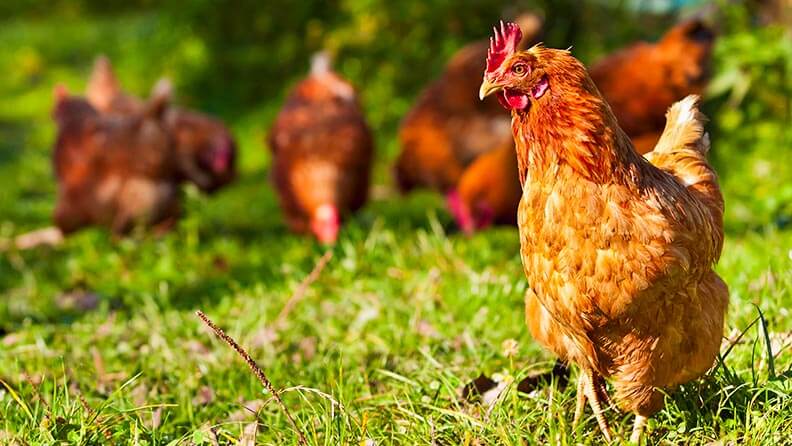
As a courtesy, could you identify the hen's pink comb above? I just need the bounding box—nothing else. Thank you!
[53,84,69,102]
[486,21,522,74]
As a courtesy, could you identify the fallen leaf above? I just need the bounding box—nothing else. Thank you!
[481,381,509,408]
[184,340,212,356]
[23,373,43,386]
[56,290,100,312]
[291,337,318,364]
[238,422,258,446]
[351,307,379,332]
[461,363,570,406]
[193,386,215,406]
[14,226,63,250]
[415,320,439,339]
[460,374,497,402]
[299,337,317,361]
[249,326,278,349]
[229,400,265,422]
[516,361,570,394]
[2,333,23,346]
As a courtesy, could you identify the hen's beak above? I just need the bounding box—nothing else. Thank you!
[479,78,502,100]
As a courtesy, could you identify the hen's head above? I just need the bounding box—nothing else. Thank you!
[658,19,715,90]
[52,85,99,125]
[446,190,494,235]
[167,108,237,193]
[479,22,592,113]
[311,204,340,245]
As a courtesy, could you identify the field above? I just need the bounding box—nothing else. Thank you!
[1,4,791,445]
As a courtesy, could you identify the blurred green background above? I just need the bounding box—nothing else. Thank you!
[1,0,790,234]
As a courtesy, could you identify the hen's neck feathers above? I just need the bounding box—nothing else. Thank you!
[513,73,647,186]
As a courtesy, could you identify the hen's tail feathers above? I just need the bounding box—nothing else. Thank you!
[647,95,724,256]
[651,95,708,156]
[86,55,121,109]
[648,95,719,193]
[310,51,332,76]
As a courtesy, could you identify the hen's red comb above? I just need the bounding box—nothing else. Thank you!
[486,21,522,74]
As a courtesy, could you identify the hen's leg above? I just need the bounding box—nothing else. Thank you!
[630,415,647,444]
[572,374,586,427]
[582,369,612,442]
[592,373,612,409]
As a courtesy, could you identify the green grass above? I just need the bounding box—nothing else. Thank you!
[1,10,791,446]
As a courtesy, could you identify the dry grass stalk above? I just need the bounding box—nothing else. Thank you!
[74,385,113,441]
[196,310,308,446]
[275,250,333,328]
[15,227,64,250]
[22,373,52,421]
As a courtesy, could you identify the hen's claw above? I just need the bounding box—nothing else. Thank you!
[574,370,613,442]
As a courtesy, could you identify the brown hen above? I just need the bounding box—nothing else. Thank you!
[480,23,727,442]
[85,57,237,193]
[268,53,373,244]
[447,140,519,234]
[52,86,180,235]
[394,14,542,193]
[590,19,715,153]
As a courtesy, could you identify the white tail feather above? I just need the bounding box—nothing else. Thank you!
[651,95,709,156]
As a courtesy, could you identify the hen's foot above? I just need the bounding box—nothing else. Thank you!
[572,370,613,442]
[630,415,647,444]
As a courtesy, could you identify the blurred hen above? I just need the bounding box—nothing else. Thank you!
[52,86,180,234]
[268,53,374,244]
[447,140,520,234]
[85,57,237,193]
[394,14,542,194]
[591,18,715,153]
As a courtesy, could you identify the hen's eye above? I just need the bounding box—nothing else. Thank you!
[512,64,527,75]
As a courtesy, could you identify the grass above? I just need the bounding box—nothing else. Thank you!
[1,9,791,446]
